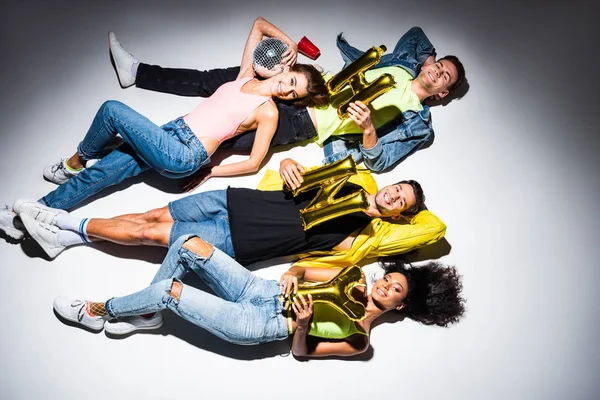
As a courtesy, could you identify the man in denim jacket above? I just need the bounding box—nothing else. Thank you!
[322,28,465,171]
[109,25,465,173]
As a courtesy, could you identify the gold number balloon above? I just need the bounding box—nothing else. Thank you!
[285,265,366,321]
[327,45,397,119]
[286,156,369,231]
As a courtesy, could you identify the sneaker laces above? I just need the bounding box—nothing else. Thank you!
[50,159,68,174]
[1,205,17,221]
[40,221,59,234]
[71,300,87,322]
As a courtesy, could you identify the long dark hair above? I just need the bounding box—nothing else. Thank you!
[289,64,329,108]
[381,257,465,327]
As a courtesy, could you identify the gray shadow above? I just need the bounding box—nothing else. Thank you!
[401,237,452,263]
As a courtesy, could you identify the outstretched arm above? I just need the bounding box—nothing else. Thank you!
[238,17,299,79]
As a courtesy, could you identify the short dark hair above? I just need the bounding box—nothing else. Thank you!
[439,55,466,92]
[397,179,425,215]
[381,258,466,327]
[288,64,330,108]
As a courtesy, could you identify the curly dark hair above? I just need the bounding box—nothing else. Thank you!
[396,179,426,215]
[288,64,330,108]
[381,257,465,327]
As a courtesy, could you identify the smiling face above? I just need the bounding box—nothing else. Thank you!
[268,70,310,101]
[415,59,459,99]
[371,272,409,310]
[374,183,417,217]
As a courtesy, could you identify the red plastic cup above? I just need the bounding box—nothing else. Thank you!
[298,36,321,60]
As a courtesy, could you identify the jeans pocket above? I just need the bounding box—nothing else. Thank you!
[291,112,316,142]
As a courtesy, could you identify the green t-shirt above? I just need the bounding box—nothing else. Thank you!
[315,66,423,145]
[308,303,367,339]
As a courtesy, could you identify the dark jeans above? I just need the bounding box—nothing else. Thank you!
[136,63,316,151]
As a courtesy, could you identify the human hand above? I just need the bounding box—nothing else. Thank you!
[347,101,374,132]
[279,158,305,190]
[180,169,212,193]
[281,42,298,66]
[292,293,313,328]
[280,272,299,297]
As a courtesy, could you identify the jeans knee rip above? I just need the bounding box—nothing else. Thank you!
[168,278,183,303]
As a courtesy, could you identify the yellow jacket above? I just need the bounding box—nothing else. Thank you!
[257,167,446,268]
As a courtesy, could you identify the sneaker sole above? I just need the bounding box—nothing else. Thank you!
[108,33,135,88]
[105,318,163,336]
[0,224,25,240]
[20,214,64,259]
[53,308,104,332]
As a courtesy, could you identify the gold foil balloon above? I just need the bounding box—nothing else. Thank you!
[286,265,367,321]
[327,45,396,119]
[286,156,369,231]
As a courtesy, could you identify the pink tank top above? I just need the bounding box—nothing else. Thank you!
[183,78,271,143]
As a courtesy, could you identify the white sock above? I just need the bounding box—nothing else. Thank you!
[57,229,87,246]
[55,214,91,243]
[131,61,139,80]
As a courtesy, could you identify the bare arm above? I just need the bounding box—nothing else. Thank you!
[292,301,369,360]
[284,265,343,282]
[238,17,298,79]
[209,103,278,178]
[282,266,370,357]
[293,334,369,358]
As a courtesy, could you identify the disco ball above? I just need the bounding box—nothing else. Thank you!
[252,38,289,78]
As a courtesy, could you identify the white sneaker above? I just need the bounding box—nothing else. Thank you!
[43,158,100,184]
[0,204,25,240]
[109,31,138,88]
[54,297,105,331]
[43,158,80,184]
[13,198,66,225]
[20,214,66,258]
[104,313,163,335]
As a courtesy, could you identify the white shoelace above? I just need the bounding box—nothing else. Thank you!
[50,160,67,174]
[71,300,87,322]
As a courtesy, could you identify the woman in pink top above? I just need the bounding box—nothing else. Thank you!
[39,17,329,206]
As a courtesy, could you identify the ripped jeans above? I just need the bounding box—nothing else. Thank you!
[105,235,288,345]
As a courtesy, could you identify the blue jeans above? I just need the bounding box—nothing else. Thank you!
[105,235,289,345]
[41,100,209,210]
[319,29,436,172]
[167,189,235,256]
[322,134,363,165]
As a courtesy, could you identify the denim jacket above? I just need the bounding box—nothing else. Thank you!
[322,27,436,172]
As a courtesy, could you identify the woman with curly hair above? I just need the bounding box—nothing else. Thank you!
[377,256,465,328]
[52,235,465,358]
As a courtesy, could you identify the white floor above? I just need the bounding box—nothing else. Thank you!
[1,1,599,399]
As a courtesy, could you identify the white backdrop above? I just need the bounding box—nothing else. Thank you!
[1,1,599,399]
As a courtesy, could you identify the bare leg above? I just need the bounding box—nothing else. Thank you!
[110,206,174,224]
[66,152,85,170]
[85,206,174,246]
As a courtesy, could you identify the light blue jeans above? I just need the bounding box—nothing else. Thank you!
[105,235,289,345]
[41,100,209,210]
[167,189,234,255]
